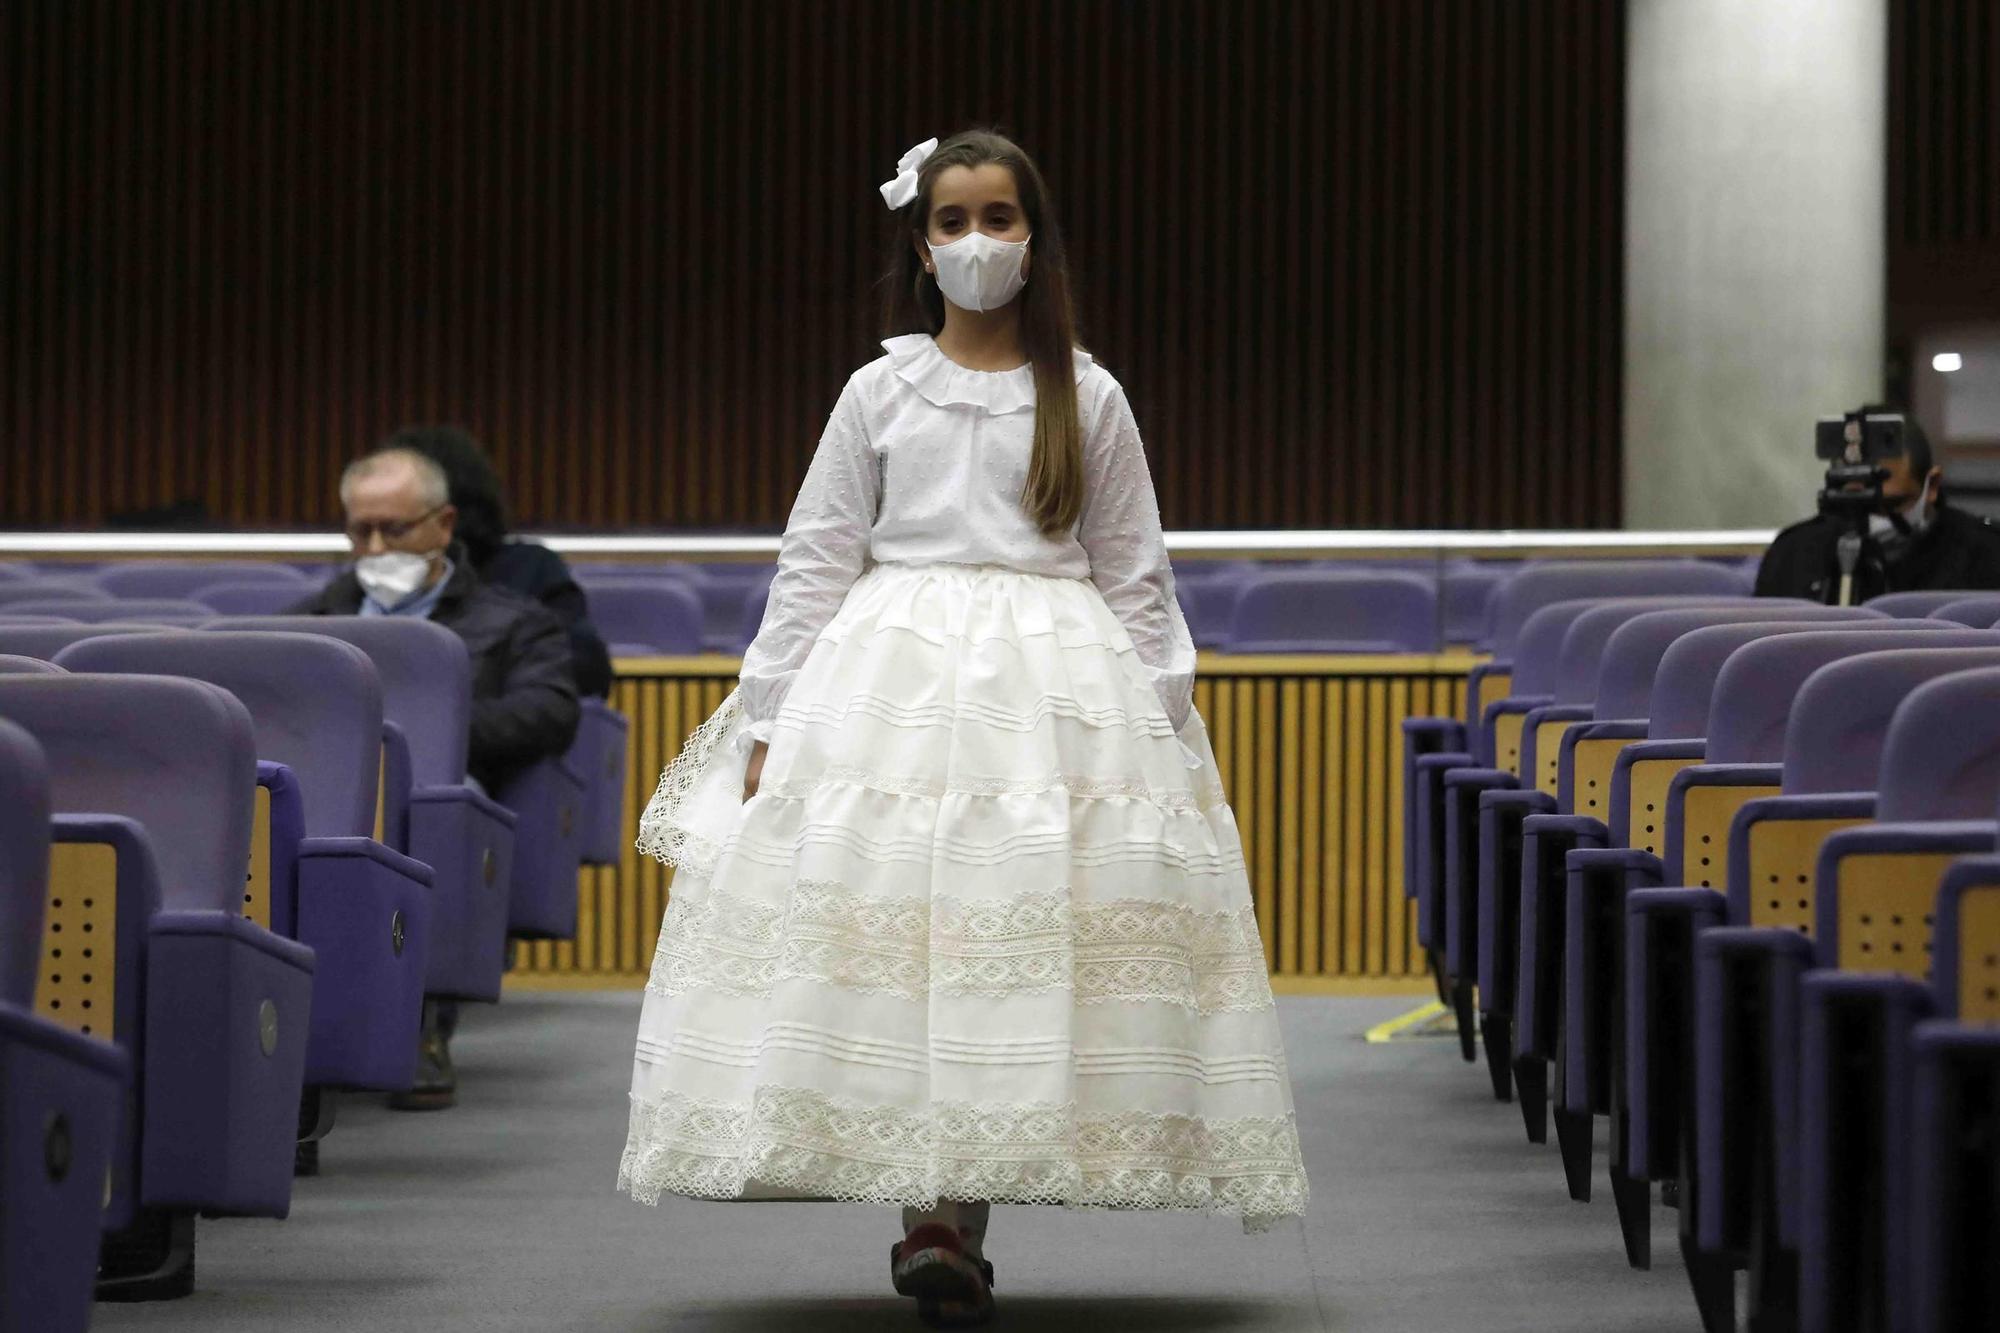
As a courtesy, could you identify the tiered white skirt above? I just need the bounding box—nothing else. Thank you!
[618,563,1309,1230]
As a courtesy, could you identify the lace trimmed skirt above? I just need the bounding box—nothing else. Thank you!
[617,562,1309,1230]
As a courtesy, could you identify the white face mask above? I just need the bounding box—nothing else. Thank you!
[1868,485,1934,549]
[355,550,438,606]
[929,231,1031,313]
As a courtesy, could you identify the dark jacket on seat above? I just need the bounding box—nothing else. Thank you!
[478,541,613,699]
[293,558,581,793]
[1755,503,2000,604]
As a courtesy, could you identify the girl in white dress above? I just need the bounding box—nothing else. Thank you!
[619,130,1308,1326]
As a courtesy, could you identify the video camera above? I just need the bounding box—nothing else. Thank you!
[1814,409,1914,605]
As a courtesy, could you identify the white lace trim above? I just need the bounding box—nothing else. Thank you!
[616,1083,1306,1230]
[760,765,1227,813]
[774,691,1180,740]
[634,690,746,871]
[648,882,1273,1013]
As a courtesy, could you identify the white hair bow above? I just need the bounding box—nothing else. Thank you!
[878,137,939,211]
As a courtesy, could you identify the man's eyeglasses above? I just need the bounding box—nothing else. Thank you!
[345,506,446,546]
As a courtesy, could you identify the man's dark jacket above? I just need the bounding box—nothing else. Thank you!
[293,558,581,793]
[479,540,613,699]
[1755,503,2000,603]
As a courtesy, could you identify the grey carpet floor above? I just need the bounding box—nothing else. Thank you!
[92,992,1697,1332]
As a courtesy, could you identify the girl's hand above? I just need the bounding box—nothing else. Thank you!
[742,740,769,802]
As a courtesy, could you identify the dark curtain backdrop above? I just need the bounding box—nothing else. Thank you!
[1887,0,2000,365]
[1,0,1627,532]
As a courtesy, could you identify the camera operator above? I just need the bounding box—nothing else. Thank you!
[1755,406,2000,603]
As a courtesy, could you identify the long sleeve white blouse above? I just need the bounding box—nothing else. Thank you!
[738,334,1196,743]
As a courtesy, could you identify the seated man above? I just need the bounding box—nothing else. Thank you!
[1757,408,2000,603]
[388,424,613,699]
[298,446,581,793]
[296,446,580,1109]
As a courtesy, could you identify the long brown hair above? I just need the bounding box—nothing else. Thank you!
[882,130,1084,536]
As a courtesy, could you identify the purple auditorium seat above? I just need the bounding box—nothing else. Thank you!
[1790,669,2000,1331]
[1523,621,1955,1227]
[1617,640,2000,1317]
[1441,568,1508,646]
[96,562,308,601]
[576,561,705,582]
[1457,559,1747,740]
[0,624,170,661]
[570,698,631,867]
[583,579,707,656]
[1864,589,1987,618]
[1929,593,2000,628]
[1456,598,1767,1111]
[2,598,216,624]
[0,562,36,579]
[1907,1020,2000,1333]
[1175,572,1251,650]
[0,656,63,675]
[55,633,432,1093]
[736,579,773,654]
[1487,605,1879,1148]
[208,617,515,1001]
[196,581,314,617]
[1223,570,1440,653]
[0,615,79,627]
[0,719,128,1332]
[697,567,776,653]
[0,581,108,608]
[1482,559,1747,657]
[0,674,316,1299]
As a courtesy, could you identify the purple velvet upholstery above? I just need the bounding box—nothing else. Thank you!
[582,579,706,655]
[0,581,110,608]
[494,752,586,939]
[1907,1021,2000,1333]
[0,656,61,676]
[0,719,128,1333]
[0,624,169,661]
[695,567,776,653]
[206,617,512,1001]
[54,632,432,1090]
[196,581,314,617]
[0,675,314,1226]
[1223,570,1440,653]
[1688,664,2000,1323]
[96,562,307,600]
[1929,594,2000,628]
[1441,568,1507,646]
[2,598,216,623]
[1864,589,1988,618]
[1482,560,1746,657]
[572,698,631,867]
[1177,573,1250,649]
[1400,718,1465,903]
[737,579,773,654]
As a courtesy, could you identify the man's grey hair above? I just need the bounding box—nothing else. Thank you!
[340,448,451,510]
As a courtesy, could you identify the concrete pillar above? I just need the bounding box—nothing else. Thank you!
[1623,0,1886,529]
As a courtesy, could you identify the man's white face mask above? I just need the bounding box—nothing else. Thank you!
[1867,482,1935,554]
[355,550,437,605]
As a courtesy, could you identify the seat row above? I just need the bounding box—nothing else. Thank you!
[0,615,628,1328]
[1399,572,2000,1332]
[48,553,2000,659]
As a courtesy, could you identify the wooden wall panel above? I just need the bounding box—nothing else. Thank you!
[512,655,1471,987]
[1,0,1626,532]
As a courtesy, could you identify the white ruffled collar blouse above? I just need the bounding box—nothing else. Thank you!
[737,334,1196,740]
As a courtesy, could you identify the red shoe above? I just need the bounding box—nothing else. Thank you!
[889,1224,994,1326]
